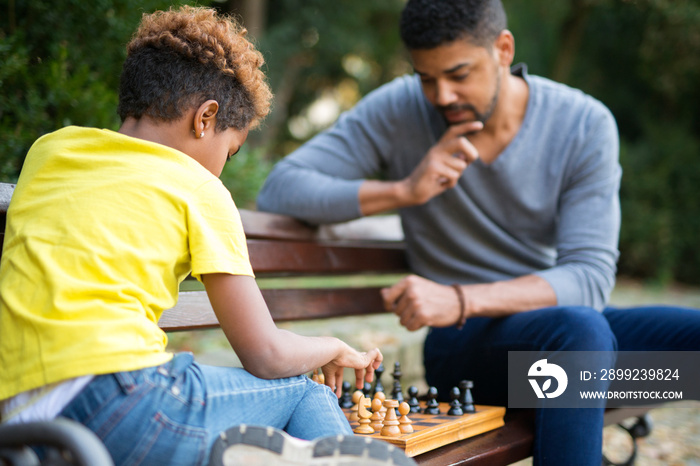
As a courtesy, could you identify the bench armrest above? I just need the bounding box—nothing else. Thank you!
[0,418,113,466]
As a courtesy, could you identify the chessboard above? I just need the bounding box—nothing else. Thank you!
[343,402,506,457]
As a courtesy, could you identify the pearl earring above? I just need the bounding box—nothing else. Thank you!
[199,132,204,138]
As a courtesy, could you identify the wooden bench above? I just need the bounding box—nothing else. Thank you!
[0,181,651,466]
[161,205,653,466]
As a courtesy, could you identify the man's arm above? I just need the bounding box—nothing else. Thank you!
[257,76,483,223]
[257,82,400,224]
[382,274,557,331]
[532,101,621,311]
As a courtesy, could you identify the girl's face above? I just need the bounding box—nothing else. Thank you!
[197,126,249,177]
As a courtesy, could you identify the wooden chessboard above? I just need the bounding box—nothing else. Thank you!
[343,402,506,457]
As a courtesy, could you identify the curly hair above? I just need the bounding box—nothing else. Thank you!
[118,6,272,131]
[400,0,507,50]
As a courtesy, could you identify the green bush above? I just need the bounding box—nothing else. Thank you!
[0,0,187,182]
[618,120,700,285]
[503,0,700,285]
[0,36,119,180]
[219,146,273,210]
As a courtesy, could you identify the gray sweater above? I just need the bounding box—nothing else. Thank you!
[257,66,621,310]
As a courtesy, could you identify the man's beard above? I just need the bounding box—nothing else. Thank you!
[439,72,501,128]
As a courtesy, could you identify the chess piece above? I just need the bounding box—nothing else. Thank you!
[423,386,440,415]
[354,395,374,434]
[349,390,363,421]
[380,399,401,437]
[373,362,385,395]
[339,380,354,409]
[370,397,384,431]
[447,386,464,416]
[311,368,320,383]
[373,391,387,418]
[363,381,372,398]
[406,385,421,413]
[398,401,414,434]
[391,362,404,405]
[459,380,476,413]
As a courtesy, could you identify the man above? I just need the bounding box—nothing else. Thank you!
[257,0,700,464]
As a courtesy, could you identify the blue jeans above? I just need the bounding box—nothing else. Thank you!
[423,305,700,466]
[59,353,352,466]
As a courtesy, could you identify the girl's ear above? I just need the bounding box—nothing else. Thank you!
[192,100,220,138]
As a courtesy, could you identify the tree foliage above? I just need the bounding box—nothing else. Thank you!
[1,0,699,284]
[0,0,187,179]
[502,0,700,284]
[245,0,406,153]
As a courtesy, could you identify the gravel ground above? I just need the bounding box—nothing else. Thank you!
[609,401,700,466]
[509,401,700,466]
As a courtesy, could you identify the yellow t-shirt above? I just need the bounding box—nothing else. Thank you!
[0,126,253,400]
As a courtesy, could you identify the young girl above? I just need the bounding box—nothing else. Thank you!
[0,6,412,465]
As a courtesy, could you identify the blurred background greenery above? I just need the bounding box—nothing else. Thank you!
[1,0,699,286]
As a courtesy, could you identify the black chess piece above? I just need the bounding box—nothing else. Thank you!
[373,362,385,395]
[391,362,404,404]
[339,380,354,409]
[423,386,440,415]
[363,381,372,398]
[407,385,421,413]
[447,386,464,416]
[459,380,475,413]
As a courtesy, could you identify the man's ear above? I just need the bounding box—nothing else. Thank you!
[494,30,515,67]
[192,100,220,137]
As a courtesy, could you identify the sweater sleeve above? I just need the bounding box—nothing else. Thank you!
[257,77,417,224]
[534,101,621,310]
[255,142,366,224]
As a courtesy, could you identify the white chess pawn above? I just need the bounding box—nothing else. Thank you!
[373,391,387,418]
[370,397,384,431]
[398,401,414,434]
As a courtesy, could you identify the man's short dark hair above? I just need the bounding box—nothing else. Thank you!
[399,0,507,50]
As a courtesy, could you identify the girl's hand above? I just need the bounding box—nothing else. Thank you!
[321,343,383,397]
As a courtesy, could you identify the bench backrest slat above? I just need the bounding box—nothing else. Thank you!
[239,209,317,241]
[157,291,219,331]
[158,286,389,332]
[248,239,407,275]
[265,287,389,321]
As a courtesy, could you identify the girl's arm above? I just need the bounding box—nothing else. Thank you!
[202,273,382,395]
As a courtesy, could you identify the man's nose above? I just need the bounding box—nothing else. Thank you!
[435,80,458,107]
